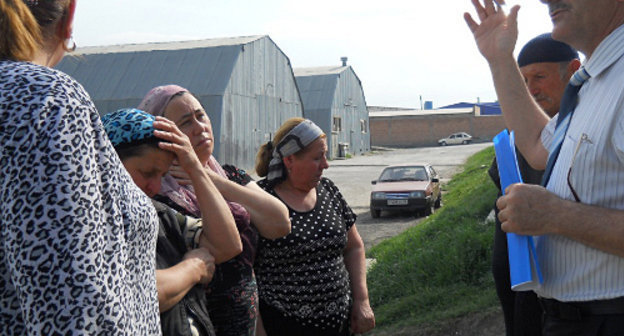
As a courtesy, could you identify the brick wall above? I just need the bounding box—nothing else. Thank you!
[370,114,506,147]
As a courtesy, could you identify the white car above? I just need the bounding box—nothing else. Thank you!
[438,132,472,146]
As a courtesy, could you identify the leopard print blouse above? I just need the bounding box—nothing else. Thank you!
[0,60,161,335]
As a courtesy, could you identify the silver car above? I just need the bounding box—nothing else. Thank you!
[438,132,472,146]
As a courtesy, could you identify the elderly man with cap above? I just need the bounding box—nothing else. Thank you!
[517,33,581,118]
[488,33,580,336]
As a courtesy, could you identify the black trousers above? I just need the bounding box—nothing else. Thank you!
[492,201,543,336]
[542,315,624,336]
[541,298,624,336]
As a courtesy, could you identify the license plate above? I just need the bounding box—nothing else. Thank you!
[387,199,408,205]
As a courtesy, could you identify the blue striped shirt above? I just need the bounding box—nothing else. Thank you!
[538,24,624,301]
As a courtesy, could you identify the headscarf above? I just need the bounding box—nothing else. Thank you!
[101,108,155,147]
[267,119,324,185]
[138,85,247,219]
[138,84,188,117]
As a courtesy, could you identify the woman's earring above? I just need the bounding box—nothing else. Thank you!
[66,36,76,52]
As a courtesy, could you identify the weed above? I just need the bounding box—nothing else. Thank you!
[366,146,498,330]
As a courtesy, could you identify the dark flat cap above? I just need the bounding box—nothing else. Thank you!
[518,33,579,67]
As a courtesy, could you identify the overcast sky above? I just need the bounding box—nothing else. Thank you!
[73,1,553,109]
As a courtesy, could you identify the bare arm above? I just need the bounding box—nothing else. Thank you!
[187,165,242,262]
[489,57,550,169]
[170,164,291,239]
[156,248,215,312]
[255,313,267,336]
[154,117,242,263]
[464,0,549,168]
[498,183,624,257]
[235,181,290,239]
[343,225,375,334]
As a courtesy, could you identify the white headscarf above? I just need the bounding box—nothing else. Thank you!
[267,119,324,184]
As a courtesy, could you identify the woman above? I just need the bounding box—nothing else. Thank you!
[102,108,243,336]
[254,118,375,335]
[138,85,291,336]
[0,1,161,334]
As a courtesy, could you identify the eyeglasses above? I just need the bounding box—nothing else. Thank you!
[567,133,592,203]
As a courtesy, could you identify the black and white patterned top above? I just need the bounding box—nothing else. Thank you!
[0,60,161,335]
[255,177,356,330]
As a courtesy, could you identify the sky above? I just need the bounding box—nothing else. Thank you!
[73,1,554,109]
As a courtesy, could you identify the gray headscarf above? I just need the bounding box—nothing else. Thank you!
[267,119,324,184]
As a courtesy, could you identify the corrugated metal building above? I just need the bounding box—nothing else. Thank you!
[294,60,370,159]
[56,35,303,170]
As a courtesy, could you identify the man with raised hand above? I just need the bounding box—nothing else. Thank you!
[466,0,624,334]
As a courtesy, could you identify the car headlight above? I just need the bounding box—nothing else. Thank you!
[371,192,387,200]
[409,191,426,198]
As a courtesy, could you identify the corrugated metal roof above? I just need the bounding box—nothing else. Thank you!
[369,108,474,117]
[294,66,365,111]
[293,66,346,76]
[74,36,265,55]
[440,101,501,115]
[294,65,370,158]
[57,38,278,106]
[294,74,338,112]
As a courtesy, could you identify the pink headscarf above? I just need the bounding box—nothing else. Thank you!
[139,85,245,218]
[138,84,188,117]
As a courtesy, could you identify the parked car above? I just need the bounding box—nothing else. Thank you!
[370,164,442,218]
[438,132,472,146]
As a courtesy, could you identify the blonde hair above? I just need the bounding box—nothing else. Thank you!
[255,117,326,177]
[0,0,71,61]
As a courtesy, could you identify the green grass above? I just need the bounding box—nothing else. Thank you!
[366,146,499,333]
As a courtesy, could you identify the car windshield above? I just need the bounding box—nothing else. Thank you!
[379,166,428,182]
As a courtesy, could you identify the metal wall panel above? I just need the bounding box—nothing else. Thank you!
[55,35,303,171]
[220,37,303,170]
[295,66,370,159]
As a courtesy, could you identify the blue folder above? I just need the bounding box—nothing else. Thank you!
[492,130,543,291]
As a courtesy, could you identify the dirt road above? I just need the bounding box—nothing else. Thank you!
[323,143,492,250]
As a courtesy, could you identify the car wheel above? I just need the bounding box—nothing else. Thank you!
[434,194,442,208]
[371,208,381,218]
[462,140,468,144]
[440,141,447,146]
[424,202,434,216]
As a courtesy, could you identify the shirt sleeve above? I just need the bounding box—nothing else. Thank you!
[322,178,357,231]
[184,216,203,249]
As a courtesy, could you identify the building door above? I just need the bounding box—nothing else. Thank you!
[332,116,342,158]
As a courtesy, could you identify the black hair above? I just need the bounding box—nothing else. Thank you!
[114,137,162,162]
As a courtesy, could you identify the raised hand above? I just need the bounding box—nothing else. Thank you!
[464,0,521,63]
[153,116,202,174]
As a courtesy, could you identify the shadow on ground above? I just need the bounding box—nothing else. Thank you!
[368,306,505,336]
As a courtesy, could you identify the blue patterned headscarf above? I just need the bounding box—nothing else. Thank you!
[101,108,156,147]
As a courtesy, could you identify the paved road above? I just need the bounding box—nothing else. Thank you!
[323,142,492,250]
